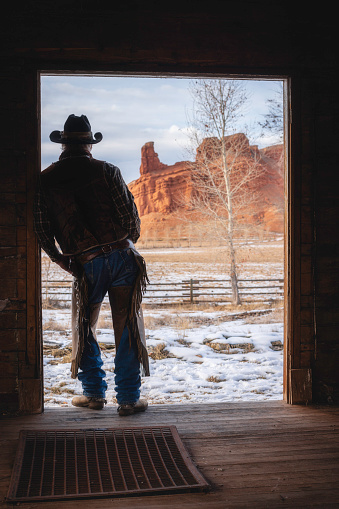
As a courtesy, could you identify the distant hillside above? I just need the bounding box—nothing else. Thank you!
[129,136,284,243]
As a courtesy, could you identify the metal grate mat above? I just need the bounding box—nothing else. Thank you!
[7,426,209,502]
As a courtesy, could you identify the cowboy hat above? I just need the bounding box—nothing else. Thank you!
[49,114,103,144]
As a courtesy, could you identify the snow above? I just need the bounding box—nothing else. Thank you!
[43,308,283,407]
[42,242,284,407]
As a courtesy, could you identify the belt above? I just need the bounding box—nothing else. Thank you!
[76,238,132,265]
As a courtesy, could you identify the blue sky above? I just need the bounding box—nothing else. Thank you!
[41,76,283,184]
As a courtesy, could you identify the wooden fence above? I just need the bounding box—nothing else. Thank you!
[42,278,284,307]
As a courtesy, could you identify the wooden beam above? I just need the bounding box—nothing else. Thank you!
[18,379,42,414]
[289,368,312,404]
[18,68,43,414]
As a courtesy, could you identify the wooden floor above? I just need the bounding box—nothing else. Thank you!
[1,401,338,508]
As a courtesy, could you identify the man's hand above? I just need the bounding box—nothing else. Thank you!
[56,255,80,277]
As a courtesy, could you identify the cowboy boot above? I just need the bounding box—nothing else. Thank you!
[71,395,107,410]
[117,398,148,416]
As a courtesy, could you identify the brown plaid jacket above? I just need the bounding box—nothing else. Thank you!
[33,158,140,262]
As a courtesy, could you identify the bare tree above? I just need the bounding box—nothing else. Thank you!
[183,79,263,305]
[259,82,284,143]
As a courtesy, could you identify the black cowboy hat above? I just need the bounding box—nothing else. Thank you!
[49,114,103,144]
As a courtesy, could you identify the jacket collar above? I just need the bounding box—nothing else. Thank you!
[59,148,92,161]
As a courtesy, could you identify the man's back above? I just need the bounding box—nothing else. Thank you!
[40,155,128,255]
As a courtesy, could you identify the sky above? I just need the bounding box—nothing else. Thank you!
[41,76,283,184]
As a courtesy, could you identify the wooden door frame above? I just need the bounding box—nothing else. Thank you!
[24,69,311,412]
[284,75,313,404]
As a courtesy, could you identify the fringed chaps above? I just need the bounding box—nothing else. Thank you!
[71,269,88,379]
[70,248,150,379]
[127,249,150,376]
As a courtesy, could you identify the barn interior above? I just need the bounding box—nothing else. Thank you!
[0,2,338,507]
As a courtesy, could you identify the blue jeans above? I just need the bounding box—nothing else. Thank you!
[77,247,141,404]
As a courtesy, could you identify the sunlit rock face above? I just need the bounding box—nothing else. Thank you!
[129,141,192,217]
[139,141,168,176]
[128,137,284,241]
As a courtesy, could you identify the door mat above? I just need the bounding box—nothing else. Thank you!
[7,426,209,502]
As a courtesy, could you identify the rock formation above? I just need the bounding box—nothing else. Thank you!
[129,142,191,217]
[128,136,284,244]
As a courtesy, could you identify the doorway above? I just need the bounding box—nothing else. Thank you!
[39,75,287,408]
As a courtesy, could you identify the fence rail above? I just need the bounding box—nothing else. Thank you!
[42,277,284,306]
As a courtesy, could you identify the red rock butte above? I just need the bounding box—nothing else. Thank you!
[128,136,284,244]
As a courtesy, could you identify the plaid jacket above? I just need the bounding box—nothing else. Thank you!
[33,155,141,262]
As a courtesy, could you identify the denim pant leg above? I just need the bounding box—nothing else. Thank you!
[114,326,141,404]
[78,332,107,398]
[108,248,141,405]
[77,256,108,399]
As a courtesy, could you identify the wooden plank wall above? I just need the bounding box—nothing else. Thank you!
[0,2,337,413]
[0,67,26,412]
[312,76,339,403]
[0,67,42,414]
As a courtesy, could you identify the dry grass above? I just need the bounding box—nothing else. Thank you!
[242,301,284,324]
[43,298,69,310]
[148,343,174,360]
[173,314,193,340]
[97,313,112,329]
[43,345,70,356]
[140,241,283,265]
[49,385,75,395]
[98,342,115,351]
[176,338,191,346]
[144,307,213,330]
[144,315,169,329]
[43,345,72,364]
[206,375,226,383]
[43,319,66,331]
[207,341,255,354]
[143,300,284,331]
[41,241,283,277]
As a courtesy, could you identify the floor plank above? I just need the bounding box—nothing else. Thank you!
[1,401,338,508]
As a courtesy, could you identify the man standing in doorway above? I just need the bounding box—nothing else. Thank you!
[34,114,149,416]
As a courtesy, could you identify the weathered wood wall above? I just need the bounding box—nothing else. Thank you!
[0,1,337,413]
[0,66,42,414]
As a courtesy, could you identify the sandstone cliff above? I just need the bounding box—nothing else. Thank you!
[128,137,284,243]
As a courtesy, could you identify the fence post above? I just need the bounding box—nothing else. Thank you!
[190,279,193,303]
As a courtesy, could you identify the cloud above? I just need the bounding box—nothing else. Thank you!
[41,76,283,183]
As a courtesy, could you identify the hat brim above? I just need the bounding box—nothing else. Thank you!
[49,131,103,144]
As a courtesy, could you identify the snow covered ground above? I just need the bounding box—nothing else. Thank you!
[42,242,284,407]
